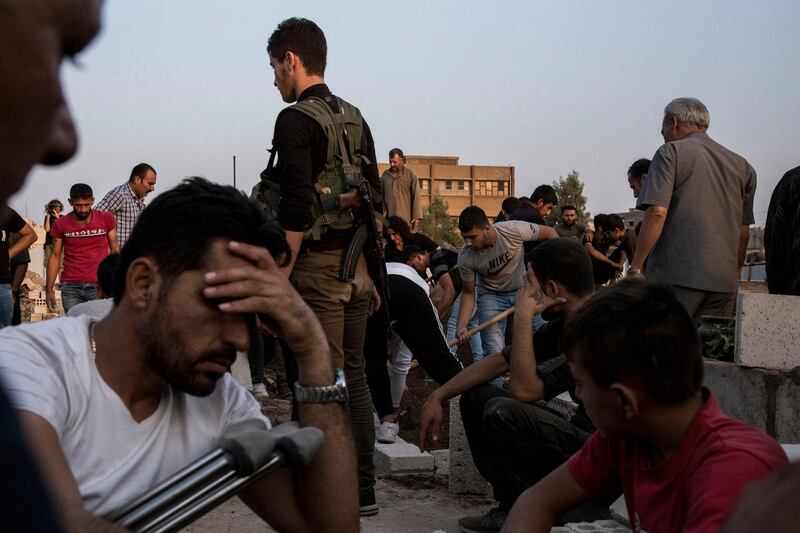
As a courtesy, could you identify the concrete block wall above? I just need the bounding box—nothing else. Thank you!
[448,395,491,495]
[735,292,800,371]
[704,359,800,442]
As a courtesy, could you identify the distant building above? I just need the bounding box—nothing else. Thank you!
[377,155,515,220]
[610,208,645,232]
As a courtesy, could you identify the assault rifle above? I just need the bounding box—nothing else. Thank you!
[337,181,390,330]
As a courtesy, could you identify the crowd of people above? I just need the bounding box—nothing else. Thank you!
[1,5,800,533]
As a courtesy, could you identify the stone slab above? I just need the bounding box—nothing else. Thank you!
[705,359,800,442]
[374,437,434,475]
[230,351,252,391]
[431,449,449,482]
[782,444,800,462]
[552,520,631,533]
[609,496,628,525]
[735,292,800,371]
[448,395,491,495]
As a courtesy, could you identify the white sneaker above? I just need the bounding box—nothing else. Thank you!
[253,383,269,401]
[376,421,400,444]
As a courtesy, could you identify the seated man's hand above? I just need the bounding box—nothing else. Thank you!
[203,240,326,361]
[46,289,57,312]
[515,264,566,318]
[418,393,445,452]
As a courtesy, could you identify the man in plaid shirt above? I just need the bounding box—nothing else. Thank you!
[96,163,157,248]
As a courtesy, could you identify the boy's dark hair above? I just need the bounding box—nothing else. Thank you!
[113,178,290,303]
[69,183,93,200]
[593,213,608,231]
[563,278,704,404]
[267,18,327,76]
[628,158,651,179]
[384,215,411,243]
[561,205,577,213]
[96,253,120,295]
[501,196,522,215]
[45,199,63,212]
[388,148,405,160]
[458,206,489,233]
[401,244,426,263]
[528,238,594,297]
[129,163,155,182]
[604,214,625,232]
[530,184,558,206]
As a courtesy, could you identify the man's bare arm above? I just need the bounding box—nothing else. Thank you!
[455,280,476,344]
[537,225,559,241]
[280,230,304,277]
[503,463,592,533]
[418,352,509,451]
[584,241,622,268]
[107,229,120,254]
[435,273,456,319]
[738,224,750,269]
[630,205,668,271]
[206,241,358,532]
[17,411,128,532]
[8,222,36,259]
[46,238,64,309]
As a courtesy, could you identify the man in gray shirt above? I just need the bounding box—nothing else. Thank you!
[630,97,756,323]
[455,206,557,363]
[381,148,423,231]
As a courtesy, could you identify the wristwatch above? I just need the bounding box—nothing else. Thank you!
[294,369,348,403]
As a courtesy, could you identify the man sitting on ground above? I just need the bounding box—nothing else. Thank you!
[0,178,358,532]
[503,279,787,533]
[419,239,597,532]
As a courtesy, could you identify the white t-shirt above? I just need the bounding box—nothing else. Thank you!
[66,298,114,319]
[0,316,269,517]
[458,220,540,292]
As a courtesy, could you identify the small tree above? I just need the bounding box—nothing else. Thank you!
[420,194,462,246]
[549,170,590,226]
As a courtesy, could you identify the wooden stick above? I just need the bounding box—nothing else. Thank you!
[447,306,515,348]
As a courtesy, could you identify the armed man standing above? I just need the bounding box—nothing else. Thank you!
[257,18,385,516]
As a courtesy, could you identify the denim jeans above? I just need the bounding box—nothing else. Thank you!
[447,292,484,360]
[476,288,516,357]
[0,284,12,328]
[60,282,97,313]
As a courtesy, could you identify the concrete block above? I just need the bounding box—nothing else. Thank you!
[735,292,800,371]
[609,496,628,525]
[782,444,800,462]
[705,359,800,442]
[431,449,449,482]
[374,436,433,475]
[560,520,631,532]
[448,395,491,495]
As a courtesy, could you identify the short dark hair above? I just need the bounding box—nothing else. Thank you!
[528,238,594,297]
[129,163,156,182]
[593,213,608,231]
[384,215,411,243]
[604,214,625,232]
[628,158,650,179]
[561,205,577,214]
[530,185,558,206]
[97,253,120,295]
[458,206,489,233]
[46,199,63,212]
[501,196,522,215]
[69,183,93,200]
[113,178,290,303]
[563,278,703,404]
[267,18,327,76]
[389,148,405,160]
[401,244,426,263]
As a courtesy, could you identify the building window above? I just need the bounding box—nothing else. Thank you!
[497,181,505,194]
[421,179,429,192]
[457,181,465,191]
[445,180,452,191]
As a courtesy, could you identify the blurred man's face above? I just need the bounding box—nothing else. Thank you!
[461,226,490,250]
[533,200,554,218]
[407,252,430,274]
[627,174,643,198]
[561,209,577,226]
[69,196,94,221]
[605,227,625,242]
[269,53,296,103]
[0,0,104,218]
[132,170,157,199]
[389,154,405,173]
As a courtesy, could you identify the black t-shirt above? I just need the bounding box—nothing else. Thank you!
[1,209,25,285]
[43,213,58,246]
[501,318,593,431]
[430,248,462,293]
[272,84,382,252]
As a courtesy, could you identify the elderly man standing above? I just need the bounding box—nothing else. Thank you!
[381,148,423,231]
[95,162,157,248]
[629,98,756,323]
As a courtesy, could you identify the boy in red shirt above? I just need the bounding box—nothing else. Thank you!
[503,279,787,533]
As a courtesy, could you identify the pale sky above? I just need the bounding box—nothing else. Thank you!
[10,0,800,226]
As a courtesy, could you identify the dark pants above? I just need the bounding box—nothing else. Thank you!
[292,250,374,500]
[364,274,464,419]
[671,284,736,325]
[460,384,591,508]
[247,330,276,386]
